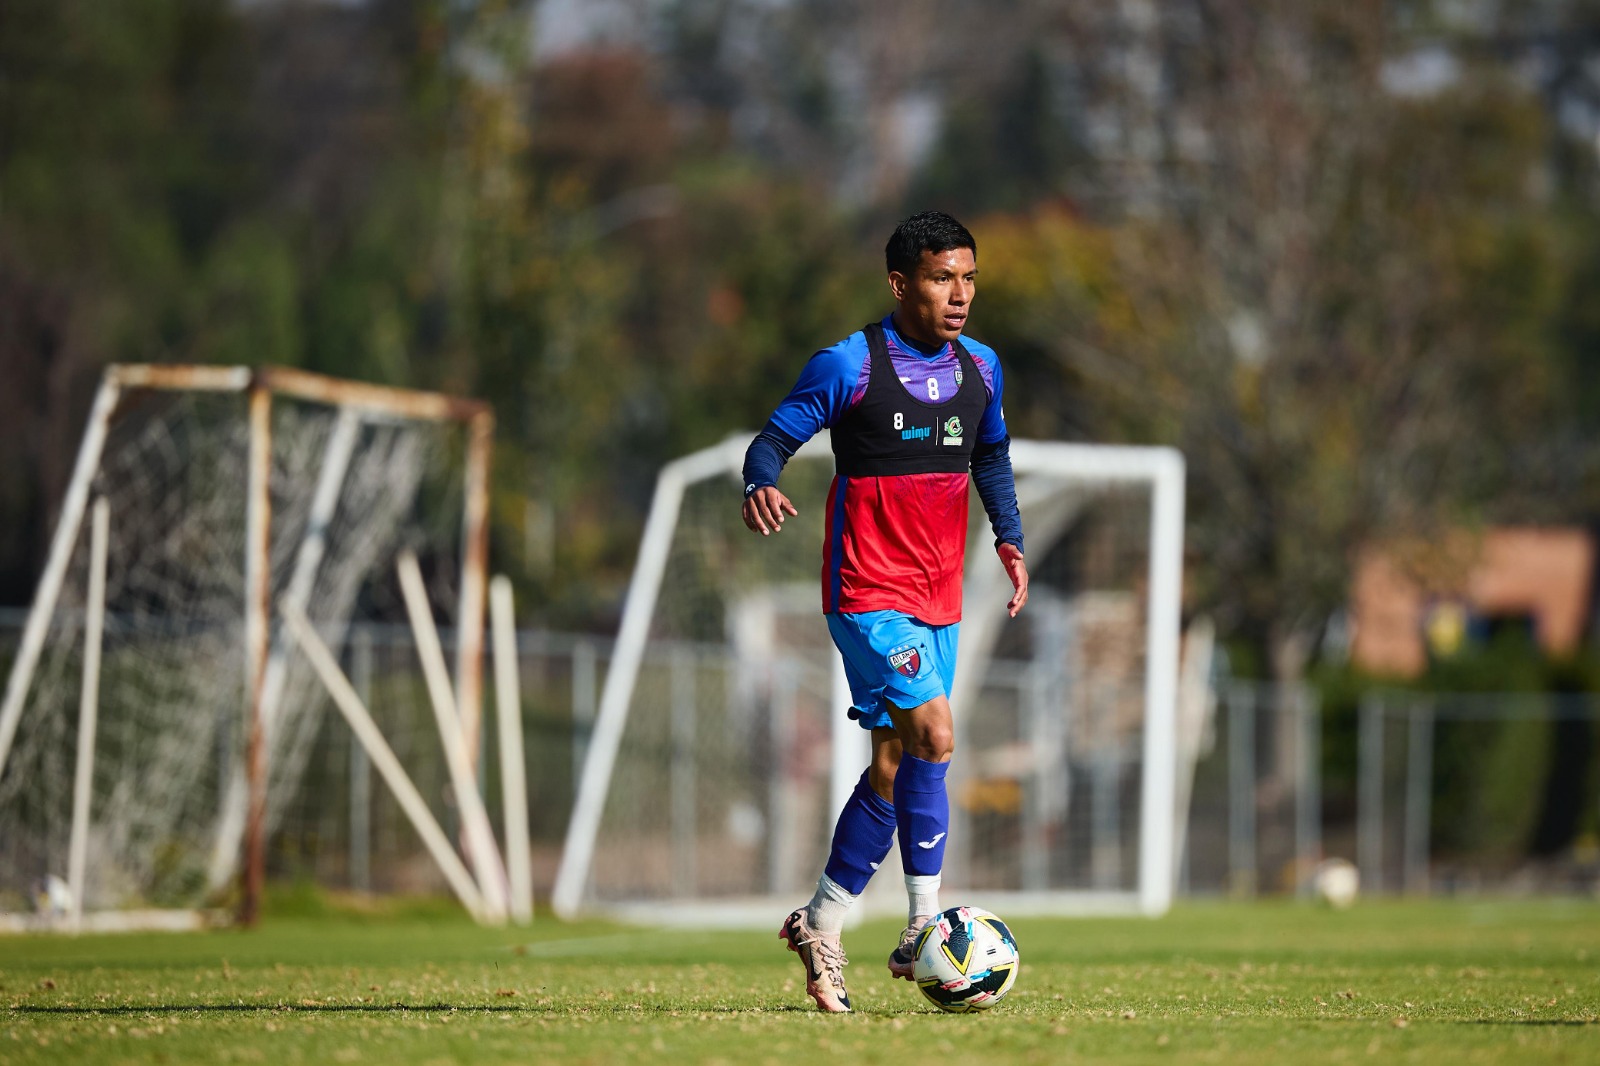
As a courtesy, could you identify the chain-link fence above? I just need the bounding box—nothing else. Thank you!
[1357,690,1600,895]
[5,607,1597,911]
[1181,682,1322,897]
[1183,682,1600,899]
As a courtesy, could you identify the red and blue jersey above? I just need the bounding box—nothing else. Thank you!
[744,315,1023,625]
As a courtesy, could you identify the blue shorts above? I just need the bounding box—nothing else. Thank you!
[826,610,960,731]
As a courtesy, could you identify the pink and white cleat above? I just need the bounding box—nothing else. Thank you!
[778,908,852,1013]
[887,914,934,980]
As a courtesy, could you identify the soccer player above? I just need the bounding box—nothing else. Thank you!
[741,211,1028,1013]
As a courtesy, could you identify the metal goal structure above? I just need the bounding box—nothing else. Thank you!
[553,432,1185,925]
[0,365,493,930]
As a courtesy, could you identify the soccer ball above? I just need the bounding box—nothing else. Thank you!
[911,905,1020,1013]
[1313,858,1360,909]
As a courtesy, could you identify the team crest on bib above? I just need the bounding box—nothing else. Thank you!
[887,643,922,679]
[942,415,964,446]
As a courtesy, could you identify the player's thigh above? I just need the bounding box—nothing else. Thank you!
[826,612,894,730]
[826,610,952,724]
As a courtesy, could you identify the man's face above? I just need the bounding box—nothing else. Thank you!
[890,247,976,347]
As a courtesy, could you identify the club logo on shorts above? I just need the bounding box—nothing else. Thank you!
[942,415,964,446]
[888,643,921,678]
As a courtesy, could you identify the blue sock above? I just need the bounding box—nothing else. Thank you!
[822,770,897,895]
[894,753,950,876]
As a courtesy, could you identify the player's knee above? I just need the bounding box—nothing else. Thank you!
[906,721,954,763]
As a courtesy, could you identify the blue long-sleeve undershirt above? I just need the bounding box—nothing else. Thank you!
[970,435,1024,554]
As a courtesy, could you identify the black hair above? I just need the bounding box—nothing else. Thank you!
[885,211,976,276]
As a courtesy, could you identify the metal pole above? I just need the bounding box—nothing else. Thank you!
[67,497,110,932]
[208,407,363,893]
[349,626,373,894]
[253,365,489,423]
[553,449,704,919]
[1358,694,1383,894]
[398,551,508,920]
[1404,701,1434,896]
[1295,686,1322,899]
[947,651,970,894]
[671,647,696,898]
[455,410,494,770]
[282,601,489,922]
[1228,686,1257,896]
[1091,742,1122,890]
[241,382,273,928]
[1022,666,1050,891]
[571,639,596,798]
[768,662,797,894]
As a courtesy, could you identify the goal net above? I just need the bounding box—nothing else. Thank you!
[553,433,1185,925]
[0,366,490,929]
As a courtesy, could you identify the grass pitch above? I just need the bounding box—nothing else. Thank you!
[3,896,1597,1064]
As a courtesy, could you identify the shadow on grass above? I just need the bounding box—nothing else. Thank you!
[9,1003,819,1017]
[1465,1019,1599,1027]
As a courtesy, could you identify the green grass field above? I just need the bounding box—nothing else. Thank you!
[3,897,1597,1064]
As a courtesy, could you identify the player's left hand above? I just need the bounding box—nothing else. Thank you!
[998,543,1028,617]
[742,485,798,536]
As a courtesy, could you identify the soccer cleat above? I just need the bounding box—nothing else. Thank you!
[778,908,852,1013]
[887,914,934,980]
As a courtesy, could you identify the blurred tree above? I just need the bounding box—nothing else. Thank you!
[977,1,1581,687]
[3,0,1597,659]
[0,0,250,602]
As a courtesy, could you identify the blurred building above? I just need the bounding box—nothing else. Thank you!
[1350,527,1600,677]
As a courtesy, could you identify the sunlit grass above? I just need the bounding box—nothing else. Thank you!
[3,897,1597,1063]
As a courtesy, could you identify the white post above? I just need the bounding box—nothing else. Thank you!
[552,461,687,918]
[551,434,753,919]
[490,575,533,924]
[1136,451,1185,916]
[398,551,509,921]
[281,600,489,922]
[67,497,110,932]
[0,376,121,779]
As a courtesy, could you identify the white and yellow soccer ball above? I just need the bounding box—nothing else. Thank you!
[912,905,1020,1013]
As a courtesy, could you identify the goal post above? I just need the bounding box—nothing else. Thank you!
[0,364,494,928]
[552,432,1185,924]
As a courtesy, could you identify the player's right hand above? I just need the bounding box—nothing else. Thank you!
[742,485,798,536]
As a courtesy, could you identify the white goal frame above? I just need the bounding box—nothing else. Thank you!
[0,364,496,928]
[552,432,1185,923]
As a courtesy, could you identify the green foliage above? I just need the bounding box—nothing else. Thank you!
[2,0,1599,651]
